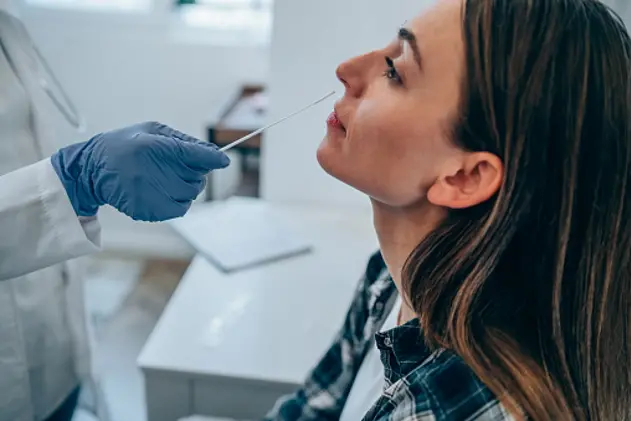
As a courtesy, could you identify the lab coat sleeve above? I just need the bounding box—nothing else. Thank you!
[0,159,101,281]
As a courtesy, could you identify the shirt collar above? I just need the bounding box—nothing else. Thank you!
[368,265,433,385]
[375,318,432,385]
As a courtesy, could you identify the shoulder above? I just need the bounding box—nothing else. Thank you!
[385,350,512,421]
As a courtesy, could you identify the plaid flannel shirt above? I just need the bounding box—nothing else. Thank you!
[263,251,514,421]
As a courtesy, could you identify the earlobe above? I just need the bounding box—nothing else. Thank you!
[427,152,503,209]
[427,177,459,207]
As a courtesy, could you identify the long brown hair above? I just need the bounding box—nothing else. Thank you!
[403,0,631,419]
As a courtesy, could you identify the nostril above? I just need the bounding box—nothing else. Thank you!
[335,63,355,95]
[336,71,349,87]
[335,64,347,83]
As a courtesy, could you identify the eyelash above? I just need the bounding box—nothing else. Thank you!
[384,56,403,85]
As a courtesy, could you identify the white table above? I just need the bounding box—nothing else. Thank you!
[138,203,378,421]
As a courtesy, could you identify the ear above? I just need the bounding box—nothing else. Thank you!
[427,152,503,209]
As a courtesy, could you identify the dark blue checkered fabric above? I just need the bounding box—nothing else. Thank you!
[263,251,512,421]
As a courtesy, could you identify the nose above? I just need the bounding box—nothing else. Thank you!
[336,52,375,98]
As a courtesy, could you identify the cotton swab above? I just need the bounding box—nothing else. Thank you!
[219,90,336,152]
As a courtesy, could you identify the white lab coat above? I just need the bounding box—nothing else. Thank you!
[0,4,104,420]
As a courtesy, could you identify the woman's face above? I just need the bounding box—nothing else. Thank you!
[317,0,468,208]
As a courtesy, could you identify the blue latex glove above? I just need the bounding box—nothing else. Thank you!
[51,121,230,222]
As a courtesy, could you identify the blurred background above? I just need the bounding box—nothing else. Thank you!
[13,0,631,420]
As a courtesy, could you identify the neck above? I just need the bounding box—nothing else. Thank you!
[372,199,446,324]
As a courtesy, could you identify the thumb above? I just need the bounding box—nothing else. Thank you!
[178,140,231,171]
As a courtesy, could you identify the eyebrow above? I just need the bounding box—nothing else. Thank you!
[398,27,422,69]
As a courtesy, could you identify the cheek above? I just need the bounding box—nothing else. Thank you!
[317,101,384,185]
[317,105,433,206]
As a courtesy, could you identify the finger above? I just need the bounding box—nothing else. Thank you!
[141,121,202,144]
[177,140,231,171]
[166,176,205,203]
[176,178,206,201]
[147,200,191,222]
[197,177,207,193]
[135,180,196,221]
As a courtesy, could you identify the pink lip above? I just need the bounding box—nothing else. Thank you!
[327,111,344,130]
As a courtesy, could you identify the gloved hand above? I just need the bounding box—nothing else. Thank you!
[51,121,230,222]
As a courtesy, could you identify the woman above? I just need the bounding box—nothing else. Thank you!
[265,0,631,419]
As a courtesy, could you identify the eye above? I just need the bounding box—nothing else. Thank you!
[383,56,403,85]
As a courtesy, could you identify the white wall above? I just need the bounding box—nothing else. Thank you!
[19,4,269,258]
[261,0,435,209]
[21,6,269,142]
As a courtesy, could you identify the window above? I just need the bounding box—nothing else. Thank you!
[25,0,273,44]
[175,0,273,33]
[26,0,151,12]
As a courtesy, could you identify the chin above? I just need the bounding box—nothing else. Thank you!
[317,137,359,189]
[317,136,416,206]
[316,137,341,178]
[316,142,369,197]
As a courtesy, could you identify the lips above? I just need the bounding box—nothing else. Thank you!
[327,112,341,127]
[326,109,346,132]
